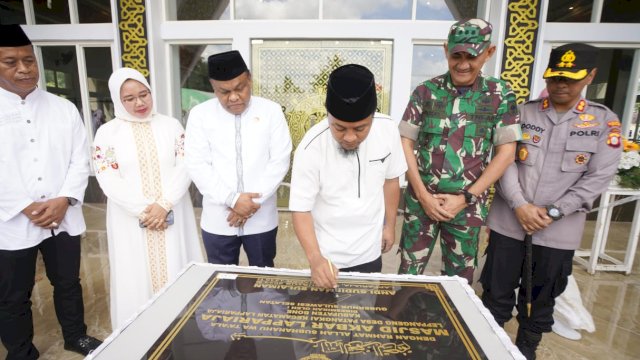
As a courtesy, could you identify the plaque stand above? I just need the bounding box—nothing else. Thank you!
[574,185,640,274]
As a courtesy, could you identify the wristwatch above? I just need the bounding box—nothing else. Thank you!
[546,205,564,221]
[462,190,478,206]
[67,197,78,206]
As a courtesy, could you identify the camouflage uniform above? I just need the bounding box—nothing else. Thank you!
[398,72,521,279]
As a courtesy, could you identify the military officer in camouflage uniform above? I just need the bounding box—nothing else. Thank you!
[480,43,622,360]
[398,18,521,284]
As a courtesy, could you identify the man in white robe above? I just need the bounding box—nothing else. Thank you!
[0,24,102,358]
[185,50,292,267]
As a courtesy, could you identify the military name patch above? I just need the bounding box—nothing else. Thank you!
[518,146,529,161]
[607,133,621,148]
[573,121,599,128]
[569,130,600,137]
[575,154,589,164]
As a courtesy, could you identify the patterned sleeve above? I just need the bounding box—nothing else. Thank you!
[492,81,522,146]
[92,127,149,216]
[398,84,428,141]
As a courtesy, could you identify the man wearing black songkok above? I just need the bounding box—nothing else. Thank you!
[0,24,102,358]
[184,50,292,267]
[289,64,408,288]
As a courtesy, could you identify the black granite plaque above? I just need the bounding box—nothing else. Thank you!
[144,271,487,360]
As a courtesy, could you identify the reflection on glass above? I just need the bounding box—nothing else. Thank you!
[601,0,640,23]
[33,0,70,24]
[178,44,231,120]
[547,0,592,22]
[0,0,26,24]
[416,0,478,20]
[40,46,82,117]
[235,0,318,19]
[411,45,447,90]
[324,0,411,19]
[169,0,230,20]
[84,47,113,138]
[78,0,112,23]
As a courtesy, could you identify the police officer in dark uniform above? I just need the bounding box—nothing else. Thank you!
[480,43,623,359]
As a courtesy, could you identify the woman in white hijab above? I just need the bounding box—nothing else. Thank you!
[93,67,204,329]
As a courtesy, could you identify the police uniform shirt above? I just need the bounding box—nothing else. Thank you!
[0,87,90,250]
[488,97,622,250]
[289,114,408,268]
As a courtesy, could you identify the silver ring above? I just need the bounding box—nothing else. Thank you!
[51,221,58,227]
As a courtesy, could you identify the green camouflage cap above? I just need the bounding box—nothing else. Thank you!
[447,18,493,56]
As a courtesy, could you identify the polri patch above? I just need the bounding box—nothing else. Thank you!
[607,133,621,148]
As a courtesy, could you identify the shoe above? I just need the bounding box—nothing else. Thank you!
[552,321,582,340]
[515,327,542,360]
[64,335,103,356]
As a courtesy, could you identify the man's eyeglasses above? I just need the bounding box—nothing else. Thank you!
[121,90,151,104]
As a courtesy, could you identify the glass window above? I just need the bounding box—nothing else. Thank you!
[177,44,231,121]
[78,0,112,23]
[84,47,113,138]
[0,0,26,23]
[235,0,317,19]
[324,0,411,20]
[601,0,640,23]
[168,0,230,20]
[585,48,634,125]
[410,45,448,90]
[33,0,70,24]
[40,46,82,116]
[547,0,592,22]
[416,0,478,20]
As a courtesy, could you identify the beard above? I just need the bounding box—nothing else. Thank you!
[338,145,359,156]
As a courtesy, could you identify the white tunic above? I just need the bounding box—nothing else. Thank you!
[289,114,407,268]
[93,113,204,329]
[185,96,292,235]
[0,87,89,250]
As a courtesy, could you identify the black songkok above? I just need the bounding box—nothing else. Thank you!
[325,64,377,122]
[0,24,32,47]
[208,50,248,80]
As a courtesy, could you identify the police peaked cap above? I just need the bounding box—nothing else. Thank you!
[325,64,377,122]
[208,50,248,80]
[544,43,599,80]
[0,24,32,47]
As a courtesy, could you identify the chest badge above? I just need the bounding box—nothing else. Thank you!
[518,146,529,161]
[579,114,595,122]
[522,132,531,140]
[532,135,541,143]
[575,154,589,164]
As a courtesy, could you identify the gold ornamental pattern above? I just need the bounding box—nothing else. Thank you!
[500,0,541,103]
[118,0,150,77]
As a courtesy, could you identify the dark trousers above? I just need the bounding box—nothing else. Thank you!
[0,232,86,360]
[340,256,382,273]
[480,230,574,334]
[202,227,277,267]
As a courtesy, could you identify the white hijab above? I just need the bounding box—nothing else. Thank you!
[108,67,155,123]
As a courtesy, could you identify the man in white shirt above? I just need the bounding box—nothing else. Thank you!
[290,64,407,288]
[185,50,292,267]
[0,25,101,358]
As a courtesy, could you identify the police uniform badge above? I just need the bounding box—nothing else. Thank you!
[532,135,541,143]
[607,132,621,148]
[543,43,598,81]
[522,133,531,140]
[518,146,529,161]
[575,154,588,164]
